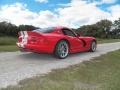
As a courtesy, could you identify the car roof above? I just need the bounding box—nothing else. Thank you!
[55,26,71,30]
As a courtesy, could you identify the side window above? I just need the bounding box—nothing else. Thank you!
[62,28,76,37]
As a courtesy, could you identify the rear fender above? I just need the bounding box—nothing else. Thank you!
[53,38,70,53]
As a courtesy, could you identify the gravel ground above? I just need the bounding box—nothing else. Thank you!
[0,42,120,88]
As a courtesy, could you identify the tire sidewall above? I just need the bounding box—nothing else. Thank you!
[90,41,96,52]
[54,40,69,59]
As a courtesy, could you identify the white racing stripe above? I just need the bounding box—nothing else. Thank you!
[19,31,28,48]
[23,31,28,46]
[24,31,28,37]
[20,31,24,37]
[20,31,24,42]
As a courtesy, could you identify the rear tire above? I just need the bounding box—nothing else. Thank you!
[54,40,69,59]
[89,41,96,52]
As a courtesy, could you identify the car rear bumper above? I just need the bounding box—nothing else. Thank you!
[16,42,53,53]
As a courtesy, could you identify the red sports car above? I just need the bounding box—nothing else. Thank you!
[17,26,97,59]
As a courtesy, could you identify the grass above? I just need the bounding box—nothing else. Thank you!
[0,45,18,52]
[2,49,120,90]
[0,37,17,45]
[97,38,120,44]
[0,37,18,52]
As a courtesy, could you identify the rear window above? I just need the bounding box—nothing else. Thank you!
[33,27,55,33]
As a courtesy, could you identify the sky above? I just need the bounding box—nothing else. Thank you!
[0,0,120,28]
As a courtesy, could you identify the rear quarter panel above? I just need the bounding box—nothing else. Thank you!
[44,34,68,53]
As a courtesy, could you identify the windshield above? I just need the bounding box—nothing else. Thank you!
[33,27,55,33]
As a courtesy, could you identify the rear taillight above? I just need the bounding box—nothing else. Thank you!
[18,31,28,44]
[18,37,22,42]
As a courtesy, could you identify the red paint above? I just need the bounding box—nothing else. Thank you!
[16,26,96,54]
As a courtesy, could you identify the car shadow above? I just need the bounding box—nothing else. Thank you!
[17,50,99,61]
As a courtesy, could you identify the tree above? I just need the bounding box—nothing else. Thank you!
[18,25,37,31]
[0,21,37,37]
[111,18,120,38]
[95,20,112,38]
[75,19,113,38]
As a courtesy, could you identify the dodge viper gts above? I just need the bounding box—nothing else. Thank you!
[17,26,97,59]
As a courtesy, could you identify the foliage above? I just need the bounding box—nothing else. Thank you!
[111,18,120,38]
[0,22,37,37]
[0,45,18,52]
[76,18,120,39]
[0,37,17,45]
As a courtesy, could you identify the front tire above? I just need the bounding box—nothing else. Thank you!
[54,40,69,59]
[89,41,97,52]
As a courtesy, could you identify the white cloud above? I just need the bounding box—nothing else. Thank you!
[35,0,48,3]
[0,1,120,28]
[32,10,58,27]
[0,3,38,26]
[92,0,117,5]
[56,0,111,27]
[100,0,117,4]
[0,3,57,27]
[108,5,120,20]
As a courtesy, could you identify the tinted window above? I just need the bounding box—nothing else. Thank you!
[62,29,76,37]
[33,27,54,33]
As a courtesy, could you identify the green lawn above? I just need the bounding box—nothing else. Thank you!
[0,37,18,52]
[97,38,120,44]
[2,49,120,90]
[0,45,18,52]
[0,37,17,45]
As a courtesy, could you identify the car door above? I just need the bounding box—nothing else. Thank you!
[62,28,84,52]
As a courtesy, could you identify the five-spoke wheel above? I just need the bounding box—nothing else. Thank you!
[54,40,69,59]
